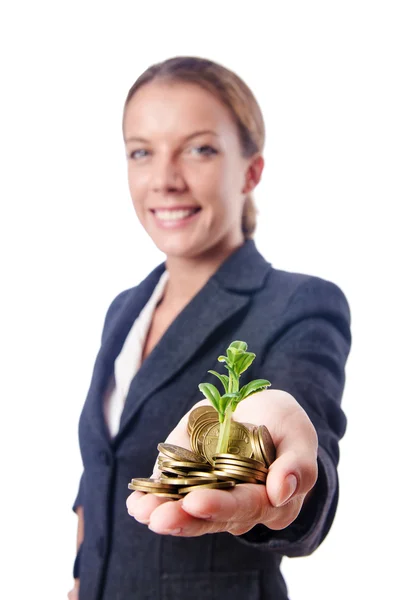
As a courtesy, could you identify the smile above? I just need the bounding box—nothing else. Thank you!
[150,207,201,229]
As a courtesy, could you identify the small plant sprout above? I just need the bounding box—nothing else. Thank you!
[198,341,271,454]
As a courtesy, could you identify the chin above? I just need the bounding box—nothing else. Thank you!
[151,234,206,260]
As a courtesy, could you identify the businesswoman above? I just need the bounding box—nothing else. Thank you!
[69,56,351,600]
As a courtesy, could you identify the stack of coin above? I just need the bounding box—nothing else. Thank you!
[128,407,276,499]
[212,454,268,483]
[128,443,236,497]
[189,406,275,469]
[250,424,276,467]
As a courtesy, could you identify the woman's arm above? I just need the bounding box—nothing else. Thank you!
[125,277,351,556]
[76,505,84,553]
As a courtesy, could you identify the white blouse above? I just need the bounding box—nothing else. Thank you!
[103,269,170,438]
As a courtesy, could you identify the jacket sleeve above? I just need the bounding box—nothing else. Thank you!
[72,471,85,513]
[237,276,352,557]
[71,472,85,578]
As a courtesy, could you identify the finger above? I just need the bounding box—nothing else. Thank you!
[147,495,230,537]
[126,491,172,524]
[266,449,318,507]
[181,484,271,524]
[234,390,318,507]
[181,483,307,531]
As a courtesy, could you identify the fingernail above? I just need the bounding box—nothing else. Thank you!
[181,502,212,520]
[134,517,150,524]
[148,524,182,535]
[276,474,298,507]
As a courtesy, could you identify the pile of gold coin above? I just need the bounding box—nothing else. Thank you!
[128,406,276,499]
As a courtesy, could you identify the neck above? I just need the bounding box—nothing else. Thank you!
[162,237,246,310]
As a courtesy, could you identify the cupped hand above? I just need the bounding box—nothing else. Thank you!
[126,390,318,537]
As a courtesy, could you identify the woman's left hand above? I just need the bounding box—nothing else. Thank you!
[126,390,318,537]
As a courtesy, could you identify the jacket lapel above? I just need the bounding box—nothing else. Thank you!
[114,240,272,443]
[87,263,168,445]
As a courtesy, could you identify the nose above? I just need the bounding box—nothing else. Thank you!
[151,155,185,194]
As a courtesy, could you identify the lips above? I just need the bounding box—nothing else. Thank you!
[150,206,201,220]
[149,206,202,229]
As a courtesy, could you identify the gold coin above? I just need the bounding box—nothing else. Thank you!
[187,471,219,479]
[188,405,217,434]
[190,426,200,455]
[191,417,216,455]
[178,481,236,493]
[159,477,212,486]
[130,478,174,489]
[202,421,252,464]
[250,427,264,463]
[161,460,211,470]
[195,419,219,456]
[214,462,267,481]
[194,412,218,429]
[213,462,267,479]
[213,453,251,460]
[191,414,217,443]
[258,424,276,466]
[214,458,268,474]
[161,466,191,476]
[240,422,256,432]
[213,454,268,472]
[212,469,259,484]
[128,484,175,493]
[152,492,183,499]
[157,443,204,463]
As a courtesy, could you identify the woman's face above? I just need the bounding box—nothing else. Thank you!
[123,81,263,259]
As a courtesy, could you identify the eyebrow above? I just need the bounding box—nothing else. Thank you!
[124,129,219,143]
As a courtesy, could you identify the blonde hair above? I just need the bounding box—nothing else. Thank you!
[123,57,265,239]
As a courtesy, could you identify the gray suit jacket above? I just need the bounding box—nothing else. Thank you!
[73,239,351,600]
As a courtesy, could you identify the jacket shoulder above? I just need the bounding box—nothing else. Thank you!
[266,266,351,321]
[101,286,137,343]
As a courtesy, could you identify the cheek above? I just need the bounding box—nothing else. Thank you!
[188,162,230,202]
[127,168,148,205]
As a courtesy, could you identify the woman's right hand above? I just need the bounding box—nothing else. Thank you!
[67,583,79,599]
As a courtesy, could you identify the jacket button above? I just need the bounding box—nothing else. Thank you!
[96,536,105,558]
[98,450,111,465]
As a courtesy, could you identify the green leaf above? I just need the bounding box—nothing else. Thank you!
[219,393,239,415]
[208,370,229,393]
[217,355,228,363]
[198,383,221,412]
[238,379,271,401]
[231,399,239,411]
[226,346,239,364]
[229,341,248,352]
[234,352,256,376]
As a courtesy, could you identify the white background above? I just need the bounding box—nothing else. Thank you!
[1,1,396,598]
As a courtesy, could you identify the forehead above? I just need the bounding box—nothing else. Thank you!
[123,81,237,140]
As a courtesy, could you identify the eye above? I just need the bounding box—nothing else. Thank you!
[191,145,218,156]
[129,149,149,160]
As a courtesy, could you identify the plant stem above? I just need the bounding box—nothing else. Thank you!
[216,404,233,454]
[216,369,238,454]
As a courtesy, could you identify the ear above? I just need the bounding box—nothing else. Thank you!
[242,154,265,194]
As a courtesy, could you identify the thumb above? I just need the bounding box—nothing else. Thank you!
[150,407,194,477]
[266,449,317,507]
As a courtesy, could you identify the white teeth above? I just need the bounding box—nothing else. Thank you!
[154,209,198,221]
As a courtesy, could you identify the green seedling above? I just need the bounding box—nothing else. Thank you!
[198,341,271,454]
